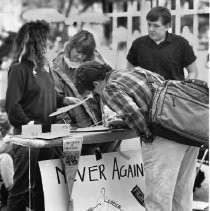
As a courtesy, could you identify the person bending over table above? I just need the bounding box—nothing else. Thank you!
[75,61,199,211]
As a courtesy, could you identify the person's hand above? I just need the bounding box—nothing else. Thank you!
[64,97,81,105]
[27,121,35,125]
[107,118,129,129]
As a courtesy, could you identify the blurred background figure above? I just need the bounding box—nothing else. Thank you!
[51,36,63,55]
[0,99,14,208]
[181,25,195,50]
[112,26,128,70]
[46,36,64,67]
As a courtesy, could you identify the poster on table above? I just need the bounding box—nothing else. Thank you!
[39,150,145,211]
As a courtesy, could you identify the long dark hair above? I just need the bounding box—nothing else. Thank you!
[12,20,50,71]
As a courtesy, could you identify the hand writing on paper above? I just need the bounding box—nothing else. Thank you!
[64,97,81,105]
[107,118,129,129]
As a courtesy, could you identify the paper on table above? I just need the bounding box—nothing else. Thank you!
[71,125,124,132]
[14,131,70,140]
[49,94,93,117]
[71,125,110,132]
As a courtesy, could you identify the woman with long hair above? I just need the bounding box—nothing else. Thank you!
[5,20,79,211]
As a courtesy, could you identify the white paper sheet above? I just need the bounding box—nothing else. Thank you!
[49,94,93,117]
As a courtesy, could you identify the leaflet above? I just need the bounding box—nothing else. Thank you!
[63,136,83,210]
[49,94,93,117]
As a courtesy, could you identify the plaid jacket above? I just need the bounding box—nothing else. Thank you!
[102,67,164,137]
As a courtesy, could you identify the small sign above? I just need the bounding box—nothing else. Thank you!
[51,124,71,136]
[22,125,42,137]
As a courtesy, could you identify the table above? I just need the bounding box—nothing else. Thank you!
[4,129,138,148]
[3,128,138,210]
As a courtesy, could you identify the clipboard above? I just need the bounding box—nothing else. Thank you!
[49,94,93,117]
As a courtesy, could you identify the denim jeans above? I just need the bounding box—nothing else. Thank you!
[7,144,54,211]
[141,136,199,211]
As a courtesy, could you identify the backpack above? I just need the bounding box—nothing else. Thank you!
[148,78,209,148]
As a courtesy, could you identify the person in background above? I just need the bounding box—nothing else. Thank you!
[5,20,80,211]
[127,6,198,81]
[51,30,119,155]
[127,7,204,203]
[0,100,14,207]
[75,61,199,211]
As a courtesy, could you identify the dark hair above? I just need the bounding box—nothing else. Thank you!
[146,6,171,25]
[76,61,112,93]
[12,20,50,70]
[65,30,96,62]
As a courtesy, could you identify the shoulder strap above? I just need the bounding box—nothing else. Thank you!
[185,79,209,89]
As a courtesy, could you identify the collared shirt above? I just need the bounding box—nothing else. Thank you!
[64,55,80,69]
[102,67,164,137]
[64,49,106,69]
[127,33,196,80]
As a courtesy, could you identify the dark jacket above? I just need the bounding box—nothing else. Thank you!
[6,58,63,131]
[51,52,103,128]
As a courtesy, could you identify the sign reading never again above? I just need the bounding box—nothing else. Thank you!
[39,150,145,211]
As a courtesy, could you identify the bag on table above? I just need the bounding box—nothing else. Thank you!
[148,78,209,148]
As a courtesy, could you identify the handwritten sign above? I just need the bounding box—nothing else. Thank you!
[63,136,83,198]
[39,150,145,211]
